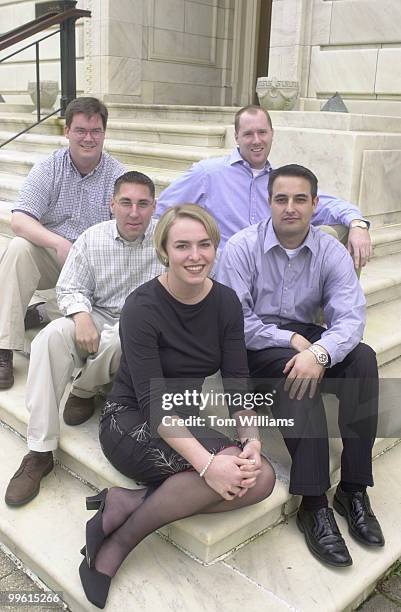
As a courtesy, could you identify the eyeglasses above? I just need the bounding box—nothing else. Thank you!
[117,200,154,209]
[71,128,105,139]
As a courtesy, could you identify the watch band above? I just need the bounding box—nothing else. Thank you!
[350,219,369,230]
[308,345,330,368]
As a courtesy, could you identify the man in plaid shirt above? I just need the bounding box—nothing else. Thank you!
[0,97,125,390]
[5,171,164,507]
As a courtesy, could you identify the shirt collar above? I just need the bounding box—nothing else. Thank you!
[67,149,104,177]
[263,218,318,256]
[229,147,272,173]
[112,216,156,246]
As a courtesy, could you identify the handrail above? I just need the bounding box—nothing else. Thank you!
[0,3,91,148]
[1,29,59,64]
[0,8,90,52]
[0,12,58,45]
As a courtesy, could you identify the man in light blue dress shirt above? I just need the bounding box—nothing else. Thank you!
[157,105,371,263]
[216,164,384,568]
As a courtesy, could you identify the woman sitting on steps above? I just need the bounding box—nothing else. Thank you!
[78,204,276,608]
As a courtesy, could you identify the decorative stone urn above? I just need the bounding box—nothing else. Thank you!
[256,77,299,111]
[27,80,59,114]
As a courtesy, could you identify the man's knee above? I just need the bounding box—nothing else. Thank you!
[91,325,121,375]
[32,316,75,352]
[319,224,348,245]
[248,348,296,379]
[3,236,38,262]
[351,342,377,366]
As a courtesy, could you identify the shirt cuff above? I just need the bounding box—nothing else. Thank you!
[343,213,369,228]
[314,338,338,366]
[273,328,294,348]
[63,304,92,317]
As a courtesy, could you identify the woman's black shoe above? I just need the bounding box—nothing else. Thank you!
[79,558,111,609]
[86,488,108,510]
[85,488,108,567]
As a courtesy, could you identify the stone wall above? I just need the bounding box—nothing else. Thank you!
[268,0,401,113]
[0,0,236,106]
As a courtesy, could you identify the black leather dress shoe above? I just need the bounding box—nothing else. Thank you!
[297,506,352,567]
[24,302,49,330]
[333,486,385,547]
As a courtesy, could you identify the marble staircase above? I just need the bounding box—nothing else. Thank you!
[0,105,401,610]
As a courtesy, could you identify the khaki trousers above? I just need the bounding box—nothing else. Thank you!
[319,224,348,243]
[26,309,121,452]
[0,237,61,351]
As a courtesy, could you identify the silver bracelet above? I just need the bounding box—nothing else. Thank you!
[243,437,261,446]
[199,453,215,478]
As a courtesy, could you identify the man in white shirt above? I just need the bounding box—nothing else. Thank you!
[5,171,164,507]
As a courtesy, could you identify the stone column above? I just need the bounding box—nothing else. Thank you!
[84,0,143,103]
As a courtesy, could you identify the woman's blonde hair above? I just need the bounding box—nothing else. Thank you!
[154,204,220,266]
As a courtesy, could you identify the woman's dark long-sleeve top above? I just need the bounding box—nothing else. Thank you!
[108,277,249,429]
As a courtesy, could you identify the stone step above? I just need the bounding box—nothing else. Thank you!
[365,298,401,367]
[0,354,296,564]
[0,130,227,171]
[0,162,180,206]
[0,103,35,114]
[0,353,399,565]
[371,223,401,258]
[0,149,48,177]
[107,103,238,124]
[0,418,399,612]
[0,176,24,205]
[0,424,290,612]
[0,114,228,148]
[226,438,401,612]
[379,355,401,377]
[360,250,401,307]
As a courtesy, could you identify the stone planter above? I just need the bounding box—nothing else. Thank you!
[256,77,299,111]
[28,80,59,114]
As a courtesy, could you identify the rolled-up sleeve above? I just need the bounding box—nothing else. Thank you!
[56,235,95,315]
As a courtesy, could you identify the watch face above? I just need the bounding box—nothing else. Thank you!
[317,353,328,365]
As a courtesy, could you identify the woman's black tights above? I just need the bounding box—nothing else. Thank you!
[94,448,275,577]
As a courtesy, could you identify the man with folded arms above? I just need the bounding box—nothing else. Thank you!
[5,171,164,507]
[157,105,372,267]
[216,164,384,567]
[0,96,125,390]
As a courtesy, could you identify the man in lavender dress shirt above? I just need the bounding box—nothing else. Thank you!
[216,164,384,568]
[156,105,371,262]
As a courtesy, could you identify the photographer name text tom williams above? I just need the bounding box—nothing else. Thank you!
[161,414,294,428]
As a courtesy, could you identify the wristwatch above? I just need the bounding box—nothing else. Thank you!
[350,219,369,230]
[308,344,331,368]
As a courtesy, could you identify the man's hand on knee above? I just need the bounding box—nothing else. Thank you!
[72,312,100,354]
[283,350,325,400]
[347,226,372,269]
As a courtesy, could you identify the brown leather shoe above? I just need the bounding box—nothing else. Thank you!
[0,349,14,389]
[5,451,54,506]
[63,393,95,426]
